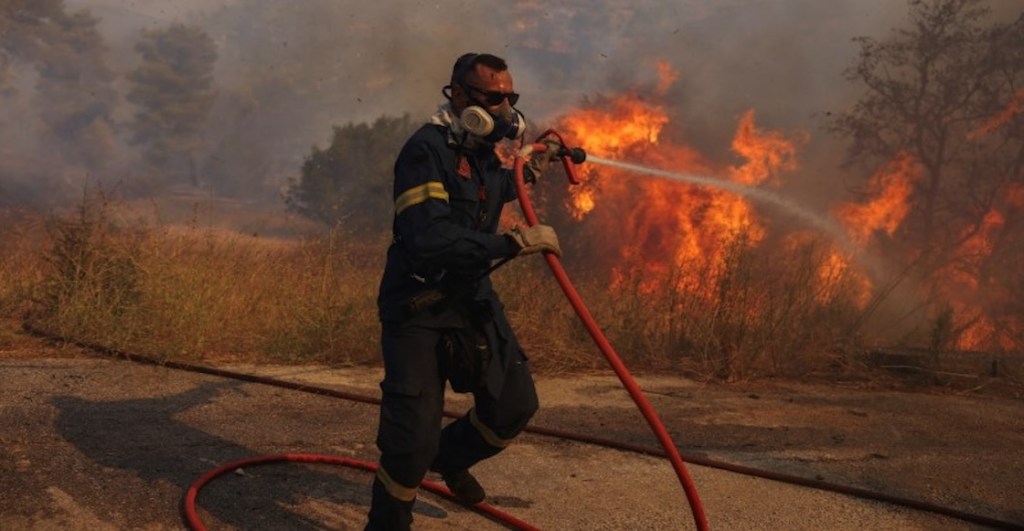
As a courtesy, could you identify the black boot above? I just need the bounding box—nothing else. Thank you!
[439,469,486,506]
[365,476,414,530]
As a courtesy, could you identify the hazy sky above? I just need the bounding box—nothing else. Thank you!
[14,0,1024,202]
[65,0,239,19]
[57,0,1020,123]
[58,0,915,124]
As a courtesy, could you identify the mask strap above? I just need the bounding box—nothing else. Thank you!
[514,107,528,148]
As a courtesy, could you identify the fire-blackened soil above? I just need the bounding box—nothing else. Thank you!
[1,337,1022,530]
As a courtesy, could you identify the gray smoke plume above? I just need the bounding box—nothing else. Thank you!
[3,0,1022,204]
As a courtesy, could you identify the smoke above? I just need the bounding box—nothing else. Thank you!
[3,0,1021,204]
[1,2,120,206]
[191,0,907,200]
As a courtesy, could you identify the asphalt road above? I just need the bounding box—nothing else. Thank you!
[2,347,1022,530]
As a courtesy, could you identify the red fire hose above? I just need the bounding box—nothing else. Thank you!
[514,131,710,531]
[182,454,538,530]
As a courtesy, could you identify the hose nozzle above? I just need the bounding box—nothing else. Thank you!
[558,146,587,165]
[531,129,587,184]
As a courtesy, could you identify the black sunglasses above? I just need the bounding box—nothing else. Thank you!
[463,83,520,107]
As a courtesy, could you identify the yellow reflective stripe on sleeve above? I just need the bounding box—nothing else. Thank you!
[469,407,513,448]
[376,466,419,502]
[395,181,448,216]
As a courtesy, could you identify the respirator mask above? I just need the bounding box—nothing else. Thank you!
[459,103,526,143]
[442,52,527,144]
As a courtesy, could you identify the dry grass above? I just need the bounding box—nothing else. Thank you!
[0,210,50,348]
[10,195,385,364]
[565,233,865,381]
[0,212,47,308]
[494,259,601,374]
[3,194,1013,384]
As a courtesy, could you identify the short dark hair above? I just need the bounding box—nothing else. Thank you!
[450,53,508,86]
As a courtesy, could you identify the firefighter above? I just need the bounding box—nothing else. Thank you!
[366,53,561,530]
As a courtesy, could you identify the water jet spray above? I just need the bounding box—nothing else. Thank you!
[581,154,903,288]
[585,155,855,253]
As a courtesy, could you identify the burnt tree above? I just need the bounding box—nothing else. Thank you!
[833,0,1024,351]
[834,0,1023,249]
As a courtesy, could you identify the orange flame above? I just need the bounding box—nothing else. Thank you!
[537,62,1017,353]
[555,90,719,288]
[934,208,1010,350]
[555,66,806,293]
[967,90,1024,141]
[558,93,668,158]
[818,249,873,309]
[834,152,920,246]
[728,110,806,186]
[828,153,922,309]
[557,92,679,221]
[1006,183,1024,210]
[782,231,873,309]
[655,61,678,96]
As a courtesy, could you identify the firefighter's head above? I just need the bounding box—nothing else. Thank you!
[444,53,525,143]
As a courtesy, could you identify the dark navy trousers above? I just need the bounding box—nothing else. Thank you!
[366,319,538,530]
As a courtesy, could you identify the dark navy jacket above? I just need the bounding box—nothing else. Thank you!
[377,123,519,325]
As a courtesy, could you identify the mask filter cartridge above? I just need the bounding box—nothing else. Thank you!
[460,106,526,143]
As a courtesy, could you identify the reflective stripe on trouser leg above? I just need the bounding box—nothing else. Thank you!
[469,407,513,448]
[431,358,538,474]
[375,465,419,502]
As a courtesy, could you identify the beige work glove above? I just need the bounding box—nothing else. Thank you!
[508,224,561,257]
[524,140,562,183]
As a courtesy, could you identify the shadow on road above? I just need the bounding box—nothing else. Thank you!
[51,380,445,529]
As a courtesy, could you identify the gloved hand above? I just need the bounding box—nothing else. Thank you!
[524,140,562,184]
[508,224,561,257]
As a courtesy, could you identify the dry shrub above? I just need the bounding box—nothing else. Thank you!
[494,258,599,374]
[0,210,50,346]
[252,229,384,363]
[0,211,48,314]
[573,231,863,380]
[14,195,882,381]
[28,194,384,363]
[34,197,146,348]
[493,230,863,380]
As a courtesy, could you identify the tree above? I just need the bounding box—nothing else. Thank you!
[286,115,417,233]
[1,1,119,209]
[833,0,1024,351]
[125,24,217,185]
[34,9,118,171]
[833,0,1023,250]
[200,77,308,199]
